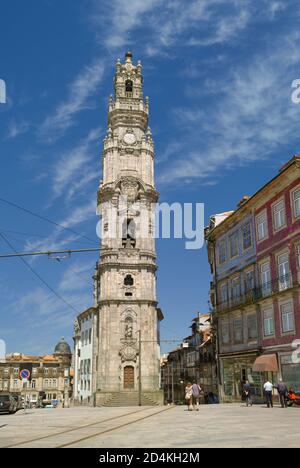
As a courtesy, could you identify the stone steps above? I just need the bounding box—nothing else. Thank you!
[102,392,160,407]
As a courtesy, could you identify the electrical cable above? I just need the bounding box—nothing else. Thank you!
[0,196,98,246]
[0,232,79,314]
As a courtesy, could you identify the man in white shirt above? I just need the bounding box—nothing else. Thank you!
[263,380,274,408]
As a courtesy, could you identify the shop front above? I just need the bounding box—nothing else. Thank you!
[279,353,300,392]
[220,353,264,403]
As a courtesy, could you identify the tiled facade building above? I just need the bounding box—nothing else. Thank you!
[206,156,300,402]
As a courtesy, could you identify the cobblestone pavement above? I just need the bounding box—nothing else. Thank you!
[0,404,299,448]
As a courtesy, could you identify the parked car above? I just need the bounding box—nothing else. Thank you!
[0,394,18,414]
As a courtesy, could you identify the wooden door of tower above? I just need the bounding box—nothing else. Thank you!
[124,366,134,389]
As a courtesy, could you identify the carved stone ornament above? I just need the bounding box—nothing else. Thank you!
[119,342,138,362]
[73,319,80,335]
[120,180,139,203]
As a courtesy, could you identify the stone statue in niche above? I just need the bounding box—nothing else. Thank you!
[124,316,134,339]
[125,323,133,339]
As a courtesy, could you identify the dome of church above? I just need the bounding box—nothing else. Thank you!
[54,337,71,355]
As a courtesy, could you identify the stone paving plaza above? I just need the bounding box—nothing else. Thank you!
[0,404,299,448]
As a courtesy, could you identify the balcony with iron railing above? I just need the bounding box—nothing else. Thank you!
[216,273,296,313]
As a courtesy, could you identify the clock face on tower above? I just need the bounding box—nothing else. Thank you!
[123,132,136,145]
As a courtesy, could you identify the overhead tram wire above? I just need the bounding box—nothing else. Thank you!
[0,247,102,259]
[0,228,99,248]
[0,196,98,246]
[0,232,79,314]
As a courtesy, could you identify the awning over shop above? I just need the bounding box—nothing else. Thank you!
[252,354,278,372]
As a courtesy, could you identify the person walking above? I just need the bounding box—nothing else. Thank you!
[243,380,253,407]
[276,379,288,408]
[191,381,202,411]
[263,380,274,408]
[185,383,193,411]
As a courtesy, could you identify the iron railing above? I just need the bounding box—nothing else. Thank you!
[216,273,294,313]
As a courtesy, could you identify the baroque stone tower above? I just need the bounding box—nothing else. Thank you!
[94,52,163,406]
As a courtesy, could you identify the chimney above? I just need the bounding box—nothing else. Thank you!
[237,195,250,208]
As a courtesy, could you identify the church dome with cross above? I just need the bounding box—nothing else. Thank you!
[54,337,72,355]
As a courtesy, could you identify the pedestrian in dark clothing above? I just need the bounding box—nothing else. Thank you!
[243,380,252,407]
[277,379,288,408]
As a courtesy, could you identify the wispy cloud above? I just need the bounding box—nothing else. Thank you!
[91,0,161,49]
[40,59,105,141]
[91,0,281,56]
[59,260,94,291]
[158,31,300,184]
[50,127,102,202]
[8,258,93,353]
[24,199,97,253]
[7,120,30,139]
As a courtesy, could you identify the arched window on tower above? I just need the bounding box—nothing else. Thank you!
[125,80,133,96]
[122,219,136,248]
[124,274,134,286]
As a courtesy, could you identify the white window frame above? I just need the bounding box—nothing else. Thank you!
[231,277,241,301]
[273,199,286,231]
[245,269,254,292]
[280,302,295,333]
[261,262,271,296]
[277,252,291,291]
[263,308,275,337]
[220,283,228,304]
[229,232,239,259]
[221,320,230,344]
[242,222,252,250]
[218,240,226,265]
[292,187,300,219]
[256,211,268,241]
[233,317,243,343]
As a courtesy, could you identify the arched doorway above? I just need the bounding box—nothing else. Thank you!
[124,366,135,389]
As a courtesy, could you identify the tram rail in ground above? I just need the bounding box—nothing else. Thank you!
[3,406,175,448]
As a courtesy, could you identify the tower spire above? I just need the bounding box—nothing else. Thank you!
[94,53,163,406]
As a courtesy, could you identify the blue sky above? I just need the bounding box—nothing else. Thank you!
[1,0,300,355]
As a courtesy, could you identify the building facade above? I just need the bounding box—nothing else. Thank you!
[0,338,72,405]
[73,307,96,405]
[206,156,300,402]
[161,314,217,404]
[93,52,163,406]
[254,157,300,391]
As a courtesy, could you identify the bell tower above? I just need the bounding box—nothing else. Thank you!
[94,52,164,406]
